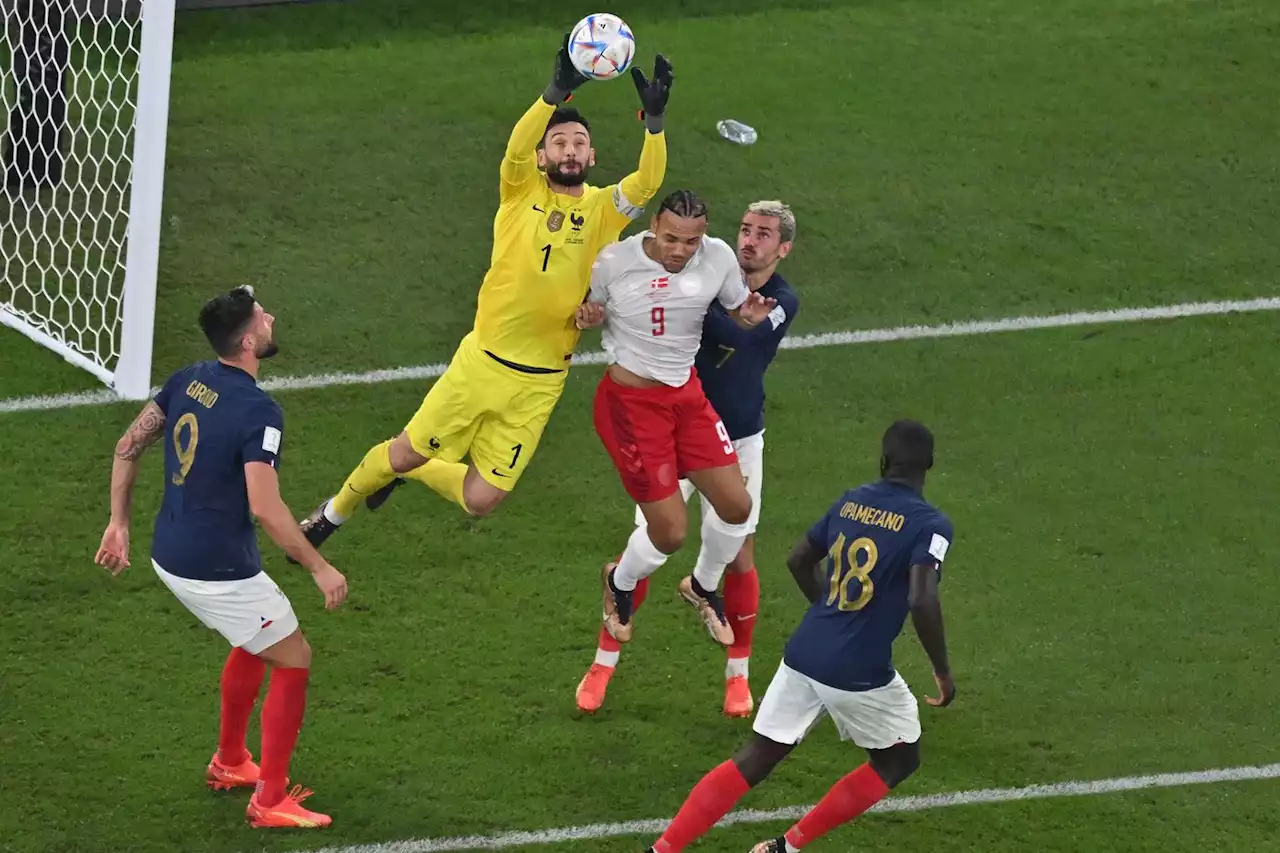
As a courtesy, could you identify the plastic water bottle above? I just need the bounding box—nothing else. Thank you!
[717,119,757,146]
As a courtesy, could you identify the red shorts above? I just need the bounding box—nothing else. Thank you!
[593,369,738,503]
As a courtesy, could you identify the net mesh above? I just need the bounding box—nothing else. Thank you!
[1,0,142,374]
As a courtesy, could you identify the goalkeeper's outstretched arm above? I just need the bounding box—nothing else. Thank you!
[616,54,675,211]
[500,98,557,197]
[616,123,668,213]
[501,34,591,198]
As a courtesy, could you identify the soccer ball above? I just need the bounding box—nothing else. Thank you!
[568,13,636,81]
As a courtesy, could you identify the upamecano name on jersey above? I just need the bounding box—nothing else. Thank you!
[838,501,906,532]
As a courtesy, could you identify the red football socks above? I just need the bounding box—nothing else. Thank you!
[256,666,310,807]
[723,567,759,662]
[784,763,890,849]
[217,647,265,766]
[653,760,751,853]
[596,576,650,654]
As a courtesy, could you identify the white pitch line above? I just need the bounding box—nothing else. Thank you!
[300,762,1280,853]
[3,296,1278,416]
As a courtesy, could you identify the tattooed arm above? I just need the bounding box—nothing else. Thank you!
[111,400,166,523]
[96,401,166,575]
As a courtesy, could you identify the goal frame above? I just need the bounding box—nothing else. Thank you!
[0,0,175,401]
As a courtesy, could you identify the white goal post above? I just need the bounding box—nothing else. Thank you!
[1,0,175,400]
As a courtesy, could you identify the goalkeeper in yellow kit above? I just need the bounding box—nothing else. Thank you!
[296,38,672,550]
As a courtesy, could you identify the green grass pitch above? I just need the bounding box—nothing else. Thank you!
[1,1,1279,852]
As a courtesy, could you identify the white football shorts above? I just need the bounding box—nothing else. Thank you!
[152,560,299,654]
[752,660,922,751]
[635,429,765,534]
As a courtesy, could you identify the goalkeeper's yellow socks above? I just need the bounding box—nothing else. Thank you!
[327,440,396,521]
[402,459,470,513]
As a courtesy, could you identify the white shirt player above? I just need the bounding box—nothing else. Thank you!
[589,232,749,387]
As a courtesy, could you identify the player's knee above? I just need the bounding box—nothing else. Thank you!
[719,493,752,527]
[464,494,501,517]
[388,432,428,474]
[869,741,920,789]
[256,629,312,669]
[462,478,507,517]
[733,734,793,787]
[647,518,687,554]
[638,495,688,552]
[293,636,313,669]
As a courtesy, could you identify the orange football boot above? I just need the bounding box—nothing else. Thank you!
[723,676,754,718]
[206,751,260,791]
[246,784,332,829]
[575,663,615,713]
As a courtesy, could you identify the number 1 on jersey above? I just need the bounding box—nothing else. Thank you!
[541,244,551,272]
[826,532,877,611]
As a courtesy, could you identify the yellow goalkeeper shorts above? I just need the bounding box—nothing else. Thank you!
[404,332,567,489]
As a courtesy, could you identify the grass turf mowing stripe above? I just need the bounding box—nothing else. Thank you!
[4,296,1278,415]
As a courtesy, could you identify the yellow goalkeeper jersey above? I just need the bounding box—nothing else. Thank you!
[471,97,667,372]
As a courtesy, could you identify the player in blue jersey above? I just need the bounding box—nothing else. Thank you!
[93,285,347,830]
[576,200,800,718]
[643,420,956,853]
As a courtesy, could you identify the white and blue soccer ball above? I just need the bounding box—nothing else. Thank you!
[568,13,636,81]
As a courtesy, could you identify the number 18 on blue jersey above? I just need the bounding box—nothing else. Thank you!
[783,479,954,692]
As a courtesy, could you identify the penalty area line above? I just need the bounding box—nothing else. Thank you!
[3,296,1279,415]
[299,762,1280,853]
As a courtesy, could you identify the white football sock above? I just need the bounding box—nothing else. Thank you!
[594,648,620,668]
[691,515,750,592]
[784,840,801,853]
[725,657,749,680]
[322,497,348,526]
[613,527,669,591]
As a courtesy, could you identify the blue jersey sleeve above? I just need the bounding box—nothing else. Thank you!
[908,514,955,579]
[767,286,799,337]
[151,367,187,416]
[703,284,799,349]
[240,402,284,469]
[805,493,844,551]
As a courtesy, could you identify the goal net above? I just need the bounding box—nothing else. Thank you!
[1,0,174,400]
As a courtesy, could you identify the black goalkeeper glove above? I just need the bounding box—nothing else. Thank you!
[631,54,673,133]
[544,32,590,105]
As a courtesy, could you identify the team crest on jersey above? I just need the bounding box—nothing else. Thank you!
[647,276,671,301]
[546,210,565,232]
[678,275,702,295]
[570,212,585,231]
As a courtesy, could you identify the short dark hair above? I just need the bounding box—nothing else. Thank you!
[199,285,257,358]
[658,189,708,220]
[542,107,590,144]
[882,419,934,477]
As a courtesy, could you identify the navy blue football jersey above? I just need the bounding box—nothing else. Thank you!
[783,479,954,691]
[694,272,799,441]
[149,360,284,581]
